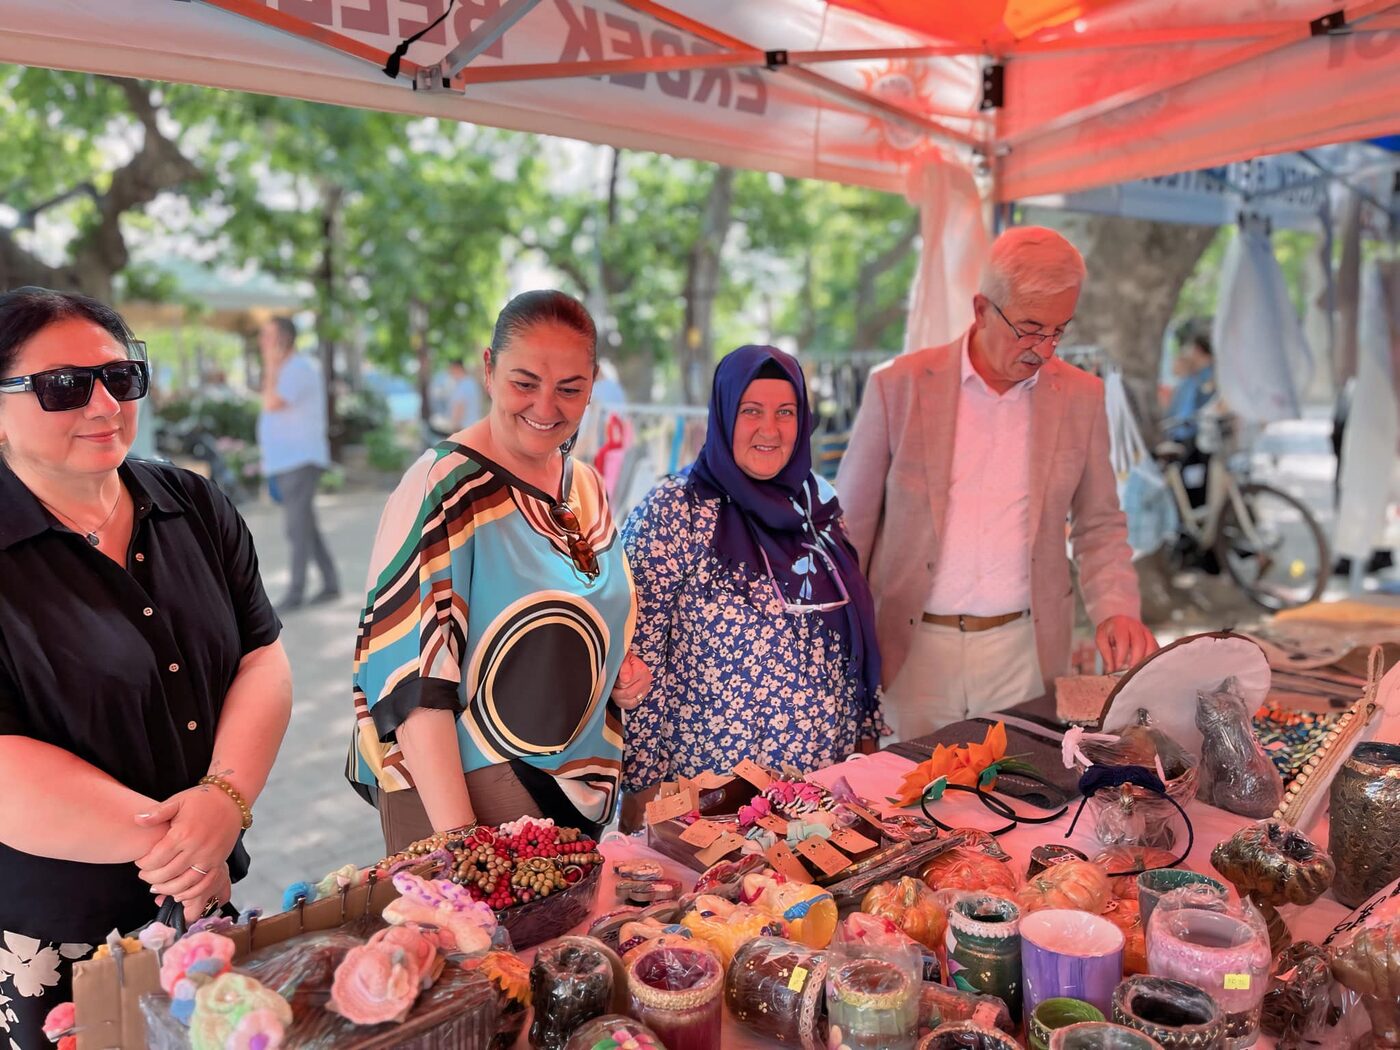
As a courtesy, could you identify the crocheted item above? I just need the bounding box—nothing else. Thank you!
[188,973,292,1050]
[159,932,235,996]
[329,942,422,1026]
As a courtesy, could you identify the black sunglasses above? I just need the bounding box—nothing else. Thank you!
[0,356,150,413]
[547,501,600,579]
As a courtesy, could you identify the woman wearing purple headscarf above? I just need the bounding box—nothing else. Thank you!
[620,346,883,821]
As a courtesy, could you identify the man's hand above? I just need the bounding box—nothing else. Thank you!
[134,786,243,900]
[610,652,652,710]
[1094,615,1159,672]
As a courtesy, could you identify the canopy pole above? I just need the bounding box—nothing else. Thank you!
[615,0,983,150]
[189,0,411,76]
[440,0,544,77]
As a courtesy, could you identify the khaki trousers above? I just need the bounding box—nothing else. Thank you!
[882,614,1041,742]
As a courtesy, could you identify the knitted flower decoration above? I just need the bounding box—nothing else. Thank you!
[477,950,531,1005]
[329,942,422,1026]
[313,864,363,900]
[139,922,179,954]
[367,925,442,990]
[159,932,236,996]
[42,1002,76,1040]
[93,936,143,960]
[188,973,291,1050]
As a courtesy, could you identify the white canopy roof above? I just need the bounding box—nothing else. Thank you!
[2,0,1397,198]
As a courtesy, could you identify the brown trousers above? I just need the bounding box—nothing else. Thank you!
[377,763,545,855]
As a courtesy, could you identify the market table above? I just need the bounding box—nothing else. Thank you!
[515,744,1354,1049]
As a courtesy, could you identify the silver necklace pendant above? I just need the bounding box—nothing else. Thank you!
[84,532,100,547]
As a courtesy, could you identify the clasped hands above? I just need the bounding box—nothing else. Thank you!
[134,786,240,922]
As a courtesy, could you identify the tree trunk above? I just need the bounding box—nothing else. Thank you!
[852,214,919,350]
[676,166,736,404]
[1053,215,1217,433]
[411,298,432,426]
[0,77,198,299]
[317,182,345,458]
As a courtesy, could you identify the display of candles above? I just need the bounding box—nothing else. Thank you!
[1145,893,1270,1049]
[825,957,920,1050]
[1111,975,1225,1048]
[529,937,617,1050]
[625,943,724,1050]
[945,894,1024,1019]
[1028,998,1108,1050]
[725,937,828,1049]
[1048,1021,1168,1049]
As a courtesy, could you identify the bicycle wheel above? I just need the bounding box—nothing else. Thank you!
[1215,483,1329,611]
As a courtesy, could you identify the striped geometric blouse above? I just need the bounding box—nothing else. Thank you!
[346,442,635,826]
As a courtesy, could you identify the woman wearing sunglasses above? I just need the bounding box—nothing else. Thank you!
[0,287,290,1045]
[619,345,883,826]
[350,290,649,853]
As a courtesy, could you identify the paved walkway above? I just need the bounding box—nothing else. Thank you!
[236,486,392,912]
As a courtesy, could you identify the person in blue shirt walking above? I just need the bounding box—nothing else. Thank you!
[257,316,340,611]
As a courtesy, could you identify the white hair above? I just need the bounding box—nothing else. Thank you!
[978,226,1086,305]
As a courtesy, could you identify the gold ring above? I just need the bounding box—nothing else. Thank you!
[189,864,210,876]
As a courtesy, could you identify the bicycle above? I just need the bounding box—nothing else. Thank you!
[1153,411,1329,611]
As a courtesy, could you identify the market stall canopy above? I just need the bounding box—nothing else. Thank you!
[1,0,1398,200]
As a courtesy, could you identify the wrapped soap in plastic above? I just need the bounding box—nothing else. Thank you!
[825,913,922,1050]
[1195,677,1284,819]
[529,937,617,1050]
[1329,918,1400,1050]
[626,942,724,1050]
[564,1013,667,1050]
[680,894,789,966]
[726,937,829,1048]
[741,871,839,949]
[861,877,948,951]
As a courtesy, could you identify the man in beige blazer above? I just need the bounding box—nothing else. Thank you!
[837,227,1156,739]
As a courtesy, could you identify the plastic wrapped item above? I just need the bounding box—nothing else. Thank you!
[1259,942,1336,1050]
[461,950,531,1050]
[1195,678,1284,819]
[861,877,948,950]
[140,965,498,1049]
[1091,847,1176,898]
[501,864,603,950]
[944,894,1023,1019]
[679,894,788,966]
[625,943,723,1050]
[741,872,839,948]
[1134,870,1227,940]
[1028,845,1090,881]
[563,1013,666,1049]
[1017,860,1112,915]
[826,913,922,1050]
[726,937,829,1049]
[1146,888,1271,1049]
[1028,998,1106,1050]
[1210,819,1334,955]
[1099,898,1147,975]
[1110,975,1225,1048]
[915,1018,1021,1048]
[920,848,1018,897]
[917,982,1014,1035]
[1329,918,1400,1048]
[529,938,617,1050]
[1047,1021,1167,1048]
[1020,909,1125,1020]
[1074,723,1198,850]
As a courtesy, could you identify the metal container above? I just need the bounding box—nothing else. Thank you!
[1329,742,1400,908]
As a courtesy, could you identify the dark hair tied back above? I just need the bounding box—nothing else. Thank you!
[0,286,136,379]
[489,290,597,369]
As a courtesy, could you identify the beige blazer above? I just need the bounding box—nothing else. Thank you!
[836,337,1140,692]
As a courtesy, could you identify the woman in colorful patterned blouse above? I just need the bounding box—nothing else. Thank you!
[348,291,650,851]
[620,345,883,822]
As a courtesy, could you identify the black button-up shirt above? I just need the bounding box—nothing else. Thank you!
[0,458,279,940]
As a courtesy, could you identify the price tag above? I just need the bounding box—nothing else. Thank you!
[787,965,810,992]
[757,814,791,836]
[1223,974,1251,991]
[678,819,725,848]
[677,775,697,800]
[694,833,747,868]
[733,758,773,790]
[656,780,679,798]
[842,801,888,829]
[645,787,699,825]
[795,836,851,878]
[765,842,813,884]
[830,827,879,854]
[693,771,735,791]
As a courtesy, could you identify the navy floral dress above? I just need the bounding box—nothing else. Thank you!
[621,476,884,792]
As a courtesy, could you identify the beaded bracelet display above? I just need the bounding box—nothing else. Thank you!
[199,775,253,830]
